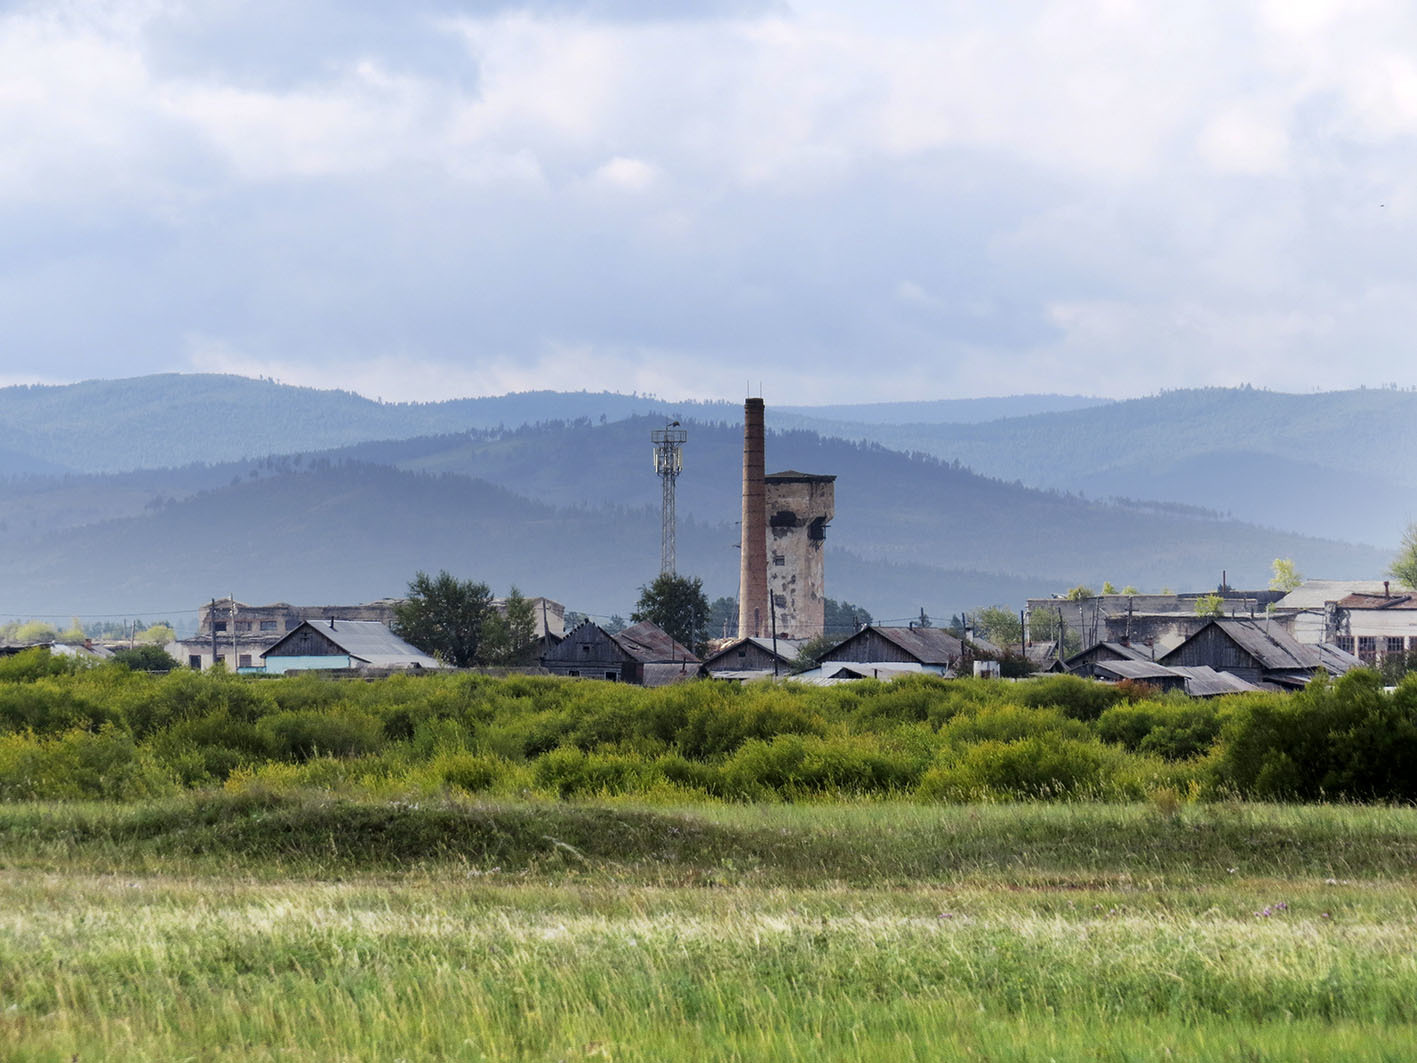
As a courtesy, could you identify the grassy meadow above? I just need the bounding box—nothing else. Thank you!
[4,796,1417,1061]
[4,654,1417,1059]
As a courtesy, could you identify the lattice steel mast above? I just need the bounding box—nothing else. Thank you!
[652,421,687,574]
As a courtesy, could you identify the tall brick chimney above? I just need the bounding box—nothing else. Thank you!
[737,398,768,638]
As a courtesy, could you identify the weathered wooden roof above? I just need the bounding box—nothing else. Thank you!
[701,636,805,669]
[1335,592,1417,610]
[847,626,964,665]
[611,621,699,664]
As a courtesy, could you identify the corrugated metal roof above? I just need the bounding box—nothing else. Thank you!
[263,620,443,669]
[701,636,804,669]
[611,621,700,664]
[1091,660,1180,681]
[1316,642,1364,673]
[1168,666,1260,697]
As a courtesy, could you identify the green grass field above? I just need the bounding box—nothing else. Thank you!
[3,795,1417,1061]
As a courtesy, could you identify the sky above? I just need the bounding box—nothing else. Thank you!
[3,0,1417,404]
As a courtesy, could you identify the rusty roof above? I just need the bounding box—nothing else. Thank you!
[611,621,700,664]
[1335,592,1417,610]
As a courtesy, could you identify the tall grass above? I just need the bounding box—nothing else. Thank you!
[3,798,1417,1061]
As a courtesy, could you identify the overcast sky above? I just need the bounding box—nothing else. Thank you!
[3,0,1417,404]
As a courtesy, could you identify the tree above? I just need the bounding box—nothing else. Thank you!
[1269,558,1303,593]
[706,596,738,640]
[392,570,494,667]
[1194,593,1225,617]
[1120,585,1140,596]
[790,632,840,674]
[823,597,873,635]
[482,586,539,665]
[631,573,711,656]
[1391,524,1417,589]
[112,645,179,673]
[969,606,1023,647]
[1065,585,1095,601]
[1101,581,1118,595]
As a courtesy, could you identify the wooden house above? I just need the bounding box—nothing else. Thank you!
[259,619,442,674]
[1159,618,1359,689]
[541,620,699,685]
[814,625,969,675]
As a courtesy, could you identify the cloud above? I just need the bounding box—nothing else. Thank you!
[5,1,1417,403]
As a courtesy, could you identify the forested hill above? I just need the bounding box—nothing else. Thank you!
[0,374,1109,475]
[0,416,1388,618]
[786,387,1417,544]
[0,462,1047,620]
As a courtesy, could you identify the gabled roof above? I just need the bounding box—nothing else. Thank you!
[853,626,964,665]
[1162,617,1350,674]
[610,621,699,664]
[261,620,442,669]
[1166,665,1260,697]
[1273,580,1389,610]
[701,636,805,669]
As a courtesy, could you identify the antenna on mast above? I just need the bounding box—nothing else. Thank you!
[652,419,687,575]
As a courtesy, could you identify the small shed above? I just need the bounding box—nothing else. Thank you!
[259,620,442,674]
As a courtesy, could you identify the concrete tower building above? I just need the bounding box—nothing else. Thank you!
[737,398,835,640]
[765,471,835,639]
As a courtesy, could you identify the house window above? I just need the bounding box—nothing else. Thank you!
[772,553,785,566]
[235,620,252,632]
[568,669,580,677]
[238,654,252,668]
[1386,637,1405,656]
[1358,636,1377,663]
[1336,635,1355,653]
[582,644,591,654]
[213,621,227,633]
[605,672,617,681]
[188,655,201,670]
[260,620,278,632]
[214,654,226,665]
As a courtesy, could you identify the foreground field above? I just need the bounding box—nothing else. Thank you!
[3,797,1417,1061]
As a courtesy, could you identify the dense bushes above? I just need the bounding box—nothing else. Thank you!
[2,650,1416,803]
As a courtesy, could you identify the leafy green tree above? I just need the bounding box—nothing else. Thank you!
[1101,581,1118,595]
[482,587,539,665]
[1194,593,1225,617]
[1064,585,1094,601]
[392,570,494,667]
[112,645,180,673]
[1269,558,1303,593]
[1120,585,1140,596]
[823,598,872,635]
[137,623,177,645]
[631,573,711,656]
[1390,524,1417,589]
[790,632,841,673]
[706,596,738,641]
[10,620,59,645]
[969,606,1022,647]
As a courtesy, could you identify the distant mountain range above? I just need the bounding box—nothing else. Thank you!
[0,374,1395,622]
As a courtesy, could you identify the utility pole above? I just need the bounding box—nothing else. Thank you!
[210,598,217,670]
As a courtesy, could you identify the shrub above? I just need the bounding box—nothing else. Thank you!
[1097,700,1222,761]
[918,737,1136,801]
[256,710,384,762]
[0,727,173,800]
[1018,675,1124,721]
